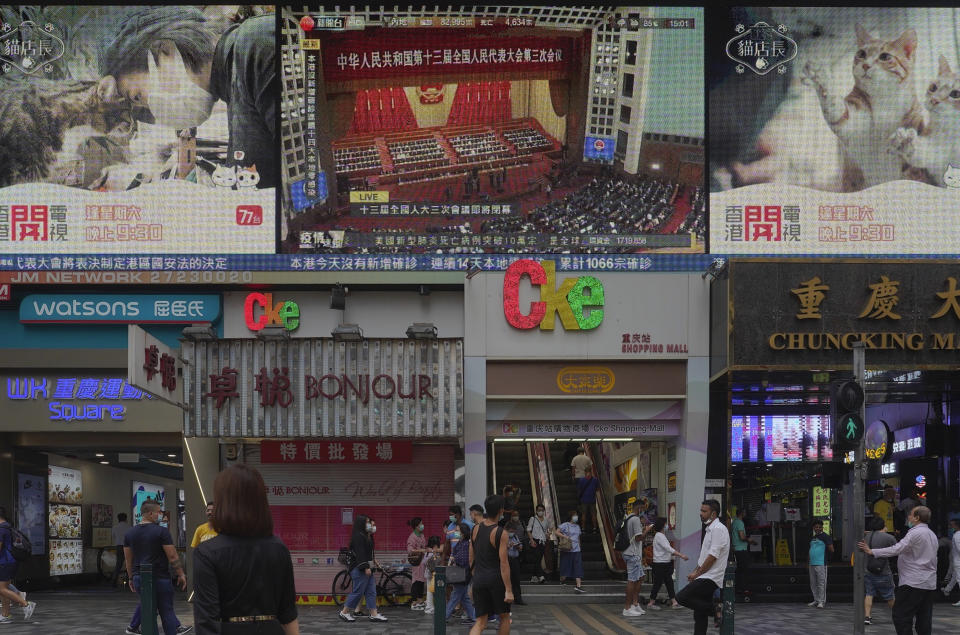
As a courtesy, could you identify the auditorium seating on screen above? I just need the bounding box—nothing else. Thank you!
[387,137,450,171]
[502,127,551,154]
[448,131,509,161]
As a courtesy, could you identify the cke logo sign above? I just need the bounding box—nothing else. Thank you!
[502,259,604,331]
[244,292,300,331]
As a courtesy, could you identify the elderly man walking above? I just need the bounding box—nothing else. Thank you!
[859,505,939,635]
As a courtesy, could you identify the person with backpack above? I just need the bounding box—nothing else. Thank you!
[863,515,896,626]
[0,506,36,623]
[617,497,647,617]
[445,522,476,626]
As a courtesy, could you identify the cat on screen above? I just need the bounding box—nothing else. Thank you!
[211,164,237,190]
[890,55,960,187]
[803,25,925,191]
[944,165,960,189]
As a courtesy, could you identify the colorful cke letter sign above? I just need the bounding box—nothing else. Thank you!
[503,259,604,331]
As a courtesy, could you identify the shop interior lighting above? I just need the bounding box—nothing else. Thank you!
[100,461,109,465]
[604,438,634,442]
[167,454,177,458]
[406,322,438,340]
[256,325,291,342]
[330,283,347,310]
[493,438,525,442]
[181,324,217,341]
[95,453,104,457]
[331,323,363,341]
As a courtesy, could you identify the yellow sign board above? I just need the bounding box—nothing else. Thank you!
[301,39,320,50]
[556,366,615,394]
[349,191,389,203]
[775,538,793,565]
[813,486,831,517]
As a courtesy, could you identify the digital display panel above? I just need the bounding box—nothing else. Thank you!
[710,7,960,255]
[0,6,277,255]
[283,5,706,255]
[731,414,834,462]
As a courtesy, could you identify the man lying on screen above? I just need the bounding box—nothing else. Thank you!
[95,5,276,190]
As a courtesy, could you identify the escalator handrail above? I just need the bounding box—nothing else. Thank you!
[582,443,626,573]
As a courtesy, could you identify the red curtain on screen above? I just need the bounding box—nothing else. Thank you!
[447,81,512,126]
[350,87,417,134]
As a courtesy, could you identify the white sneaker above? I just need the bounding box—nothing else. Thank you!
[531,576,540,583]
[338,611,356,622]
[0,615,12,625]
[807,601,818,607]
[816,603,825,609]
[953,600,960,607]
[22,602,35,621]
[632,605,646,615]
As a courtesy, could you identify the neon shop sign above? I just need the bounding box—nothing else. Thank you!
[6,377,147,422]
[244,292,300,331]
[503,259,605,330]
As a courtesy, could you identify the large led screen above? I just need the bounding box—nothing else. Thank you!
[0,5,277,254]
[710,7,960,254]
[731,414,834,462]
[281,5,706,255]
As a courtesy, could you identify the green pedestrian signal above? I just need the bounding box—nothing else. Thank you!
[830,380,865,450]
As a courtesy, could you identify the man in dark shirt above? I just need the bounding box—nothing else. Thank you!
[576,467,600,533]
[470,495,514,634]
[124,499,191,635]
[99,7,277,188]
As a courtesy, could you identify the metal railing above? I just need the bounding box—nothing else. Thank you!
[583,443,626,573]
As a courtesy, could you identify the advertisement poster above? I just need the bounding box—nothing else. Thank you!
[16,473,45,555]
[612,457,638,524]
[48,465,82,504]
[710,7,960,254]
[48,504,81,539]
[638,488,658,525]
[667,502,677,530]
[667,471,677,492]
[49,539,83,575]
[132,481,165,525]
[90,503,113,528]
[0,5,277,255]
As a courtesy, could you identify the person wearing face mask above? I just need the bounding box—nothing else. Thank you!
[806,519,834,608]
[555,510,585,593]
[98,6,277,188]
[123,499,191,635]
[406,517,428,610]
[338,515,387,623]
[445,506,472,547]
[860,505,939,635]
[526,504,555,583]
[676,500,729,635]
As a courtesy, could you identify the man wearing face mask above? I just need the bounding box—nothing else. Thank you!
[446,506,472,547]
[99,6,277,188]
[676,500,729,635]
[123,499,191,635]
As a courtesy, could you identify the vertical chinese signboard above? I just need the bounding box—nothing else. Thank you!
[183,338,463,438]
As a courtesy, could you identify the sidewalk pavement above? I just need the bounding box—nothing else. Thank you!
[6,588,960,634]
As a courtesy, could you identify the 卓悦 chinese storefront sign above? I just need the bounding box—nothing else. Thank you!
[183,338,463,438]
[260,440,412,464]
[730,261,960,367]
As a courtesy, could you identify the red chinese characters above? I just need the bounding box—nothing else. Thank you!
[205,367,239,408]
[260,440,413,464]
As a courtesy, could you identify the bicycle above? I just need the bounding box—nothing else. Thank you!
[332,562,413,608]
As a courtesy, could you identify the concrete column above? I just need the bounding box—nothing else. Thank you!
[675,355,709,589]
[464,355,487,509]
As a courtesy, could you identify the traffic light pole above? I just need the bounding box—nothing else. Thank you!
[852,342,866,634]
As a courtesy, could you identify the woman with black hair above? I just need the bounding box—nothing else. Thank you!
[646,516,688,610]
[338,515,387,623]
[406,517,428,610]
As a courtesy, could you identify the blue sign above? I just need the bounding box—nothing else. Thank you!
[290,172,328,212]
[5,377,150,422]
[891,424,925,459]
[584,136,615,162]
[20,294,221,324]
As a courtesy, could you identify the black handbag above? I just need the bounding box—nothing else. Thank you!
[445,565,467,584]
[866,532,885,575]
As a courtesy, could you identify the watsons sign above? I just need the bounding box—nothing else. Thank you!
[5,377,148,422]
[20,294,220,324]
[503,259,604,330]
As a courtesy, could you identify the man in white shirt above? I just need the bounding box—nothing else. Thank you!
[677,500,730,635]
[860,505,939,635]
[110,513,132,585]
[570,447,592,480]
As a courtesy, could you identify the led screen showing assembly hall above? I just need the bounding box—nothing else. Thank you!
[280,5,705,256]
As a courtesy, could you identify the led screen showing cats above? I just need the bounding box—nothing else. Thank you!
[710,7,960,255]
[0,5,277,255]
[279,5,706,256]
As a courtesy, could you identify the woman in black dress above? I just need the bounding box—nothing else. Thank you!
[193,465,298,634]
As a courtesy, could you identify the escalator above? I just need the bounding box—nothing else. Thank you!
[491,441,623,583]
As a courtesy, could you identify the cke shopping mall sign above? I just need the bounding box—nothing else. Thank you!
[503,259,604,330]
[730,261,960,367]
